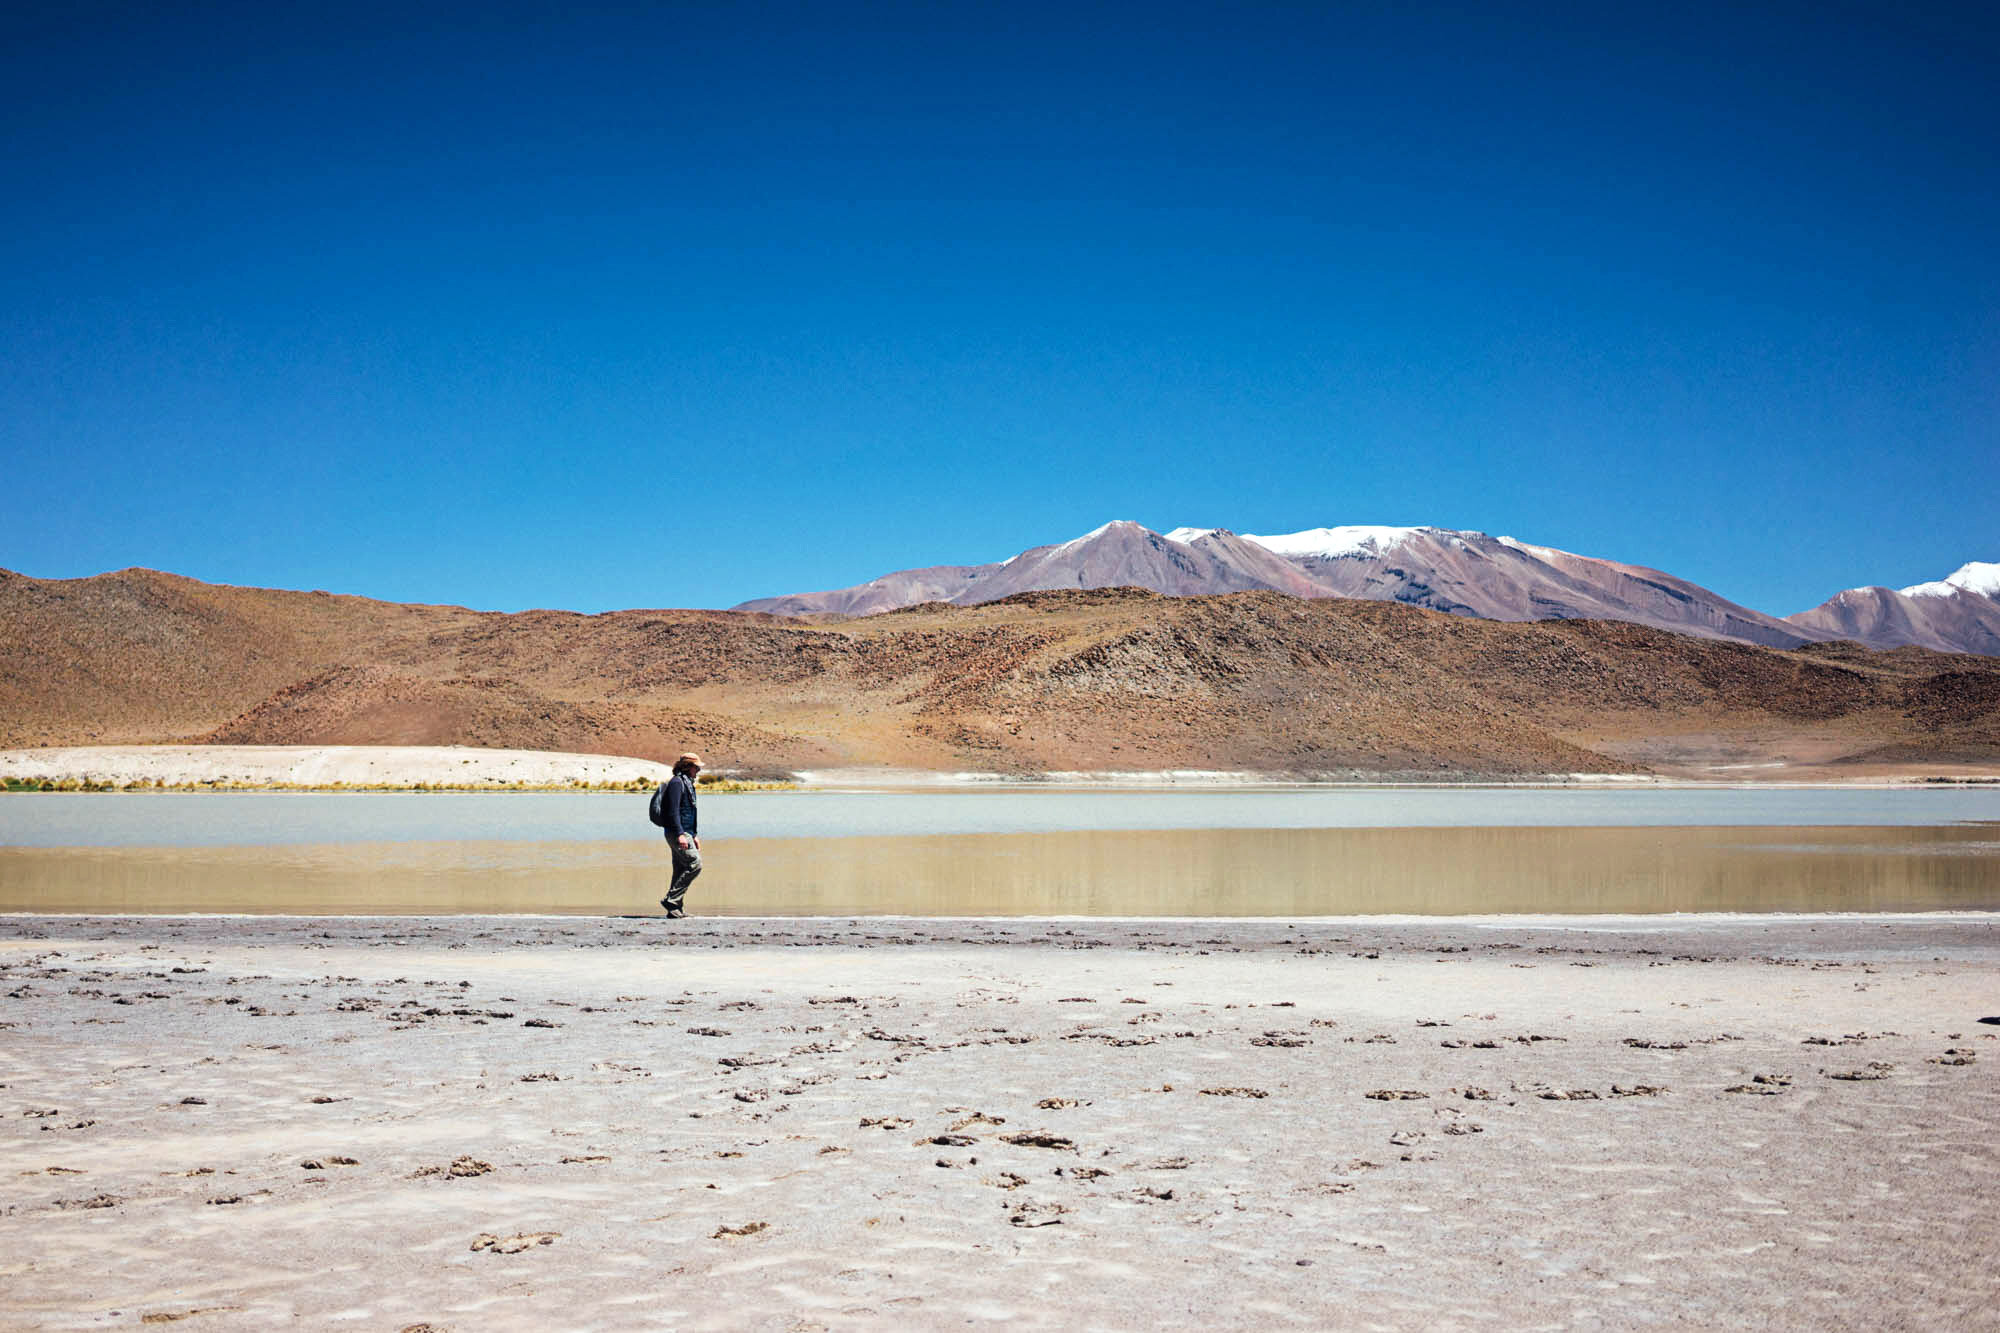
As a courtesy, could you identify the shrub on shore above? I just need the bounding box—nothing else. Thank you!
[3,777,116,792]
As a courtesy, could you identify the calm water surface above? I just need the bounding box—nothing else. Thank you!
[1,788,1996,916]
[4,787,2000,846]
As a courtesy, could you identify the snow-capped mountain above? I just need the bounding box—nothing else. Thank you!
[1218,525,1814,646]
[733,521,1321,617]
[735,521,1998,655]
[1785,562,2000,656]
[735,520,1856,649]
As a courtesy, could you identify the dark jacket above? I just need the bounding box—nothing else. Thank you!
[662,772,698,841]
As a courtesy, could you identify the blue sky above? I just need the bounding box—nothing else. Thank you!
[4,2,1994,615]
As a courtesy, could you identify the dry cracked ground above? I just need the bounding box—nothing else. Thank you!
[3,914,1998,1330]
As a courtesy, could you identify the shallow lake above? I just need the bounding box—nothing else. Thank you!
[1,787,1997,916]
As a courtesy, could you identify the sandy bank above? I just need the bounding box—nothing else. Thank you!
[3,913,1995,1329]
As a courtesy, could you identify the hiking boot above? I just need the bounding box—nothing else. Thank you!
[666,908,686,919]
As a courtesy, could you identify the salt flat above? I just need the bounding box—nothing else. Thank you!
[3,914,1996,1330]
[0,746,670,789]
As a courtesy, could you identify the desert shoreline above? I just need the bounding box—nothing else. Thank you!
[4,744,1997,791]
[4,911,1996,1329]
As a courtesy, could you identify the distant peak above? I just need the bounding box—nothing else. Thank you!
[1164,526,1217,544]
[1901,560,2000,599]
[1055,520,1143,550]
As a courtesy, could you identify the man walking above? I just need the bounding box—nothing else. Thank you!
[657,753,702,918]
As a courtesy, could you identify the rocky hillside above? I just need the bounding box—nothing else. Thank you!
[4,567,1997,777]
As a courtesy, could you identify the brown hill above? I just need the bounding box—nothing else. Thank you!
[4,567,1997,777]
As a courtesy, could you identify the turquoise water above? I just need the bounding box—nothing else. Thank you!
[2,786,1998,849]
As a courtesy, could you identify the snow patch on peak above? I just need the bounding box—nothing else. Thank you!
[1953,562,2000,596]
[1901,560,2000,600]
[1164,527,1217,545]
[1050,520,1138,555]
[1497,535,1564,561]
[1241,525,1424,560]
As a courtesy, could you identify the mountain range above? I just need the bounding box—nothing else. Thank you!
[5,565,1997,778]
[734,521,2000,657]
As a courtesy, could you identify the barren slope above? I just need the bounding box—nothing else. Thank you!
[1788,584,2000,656]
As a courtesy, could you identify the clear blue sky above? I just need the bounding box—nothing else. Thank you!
[4,2,1994,616]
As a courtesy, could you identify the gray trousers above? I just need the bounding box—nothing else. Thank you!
[665,843,702,911]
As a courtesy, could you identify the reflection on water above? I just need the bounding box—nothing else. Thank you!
[3,825,1997,916]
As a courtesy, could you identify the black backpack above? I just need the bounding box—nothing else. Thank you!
[647,780,671,828]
